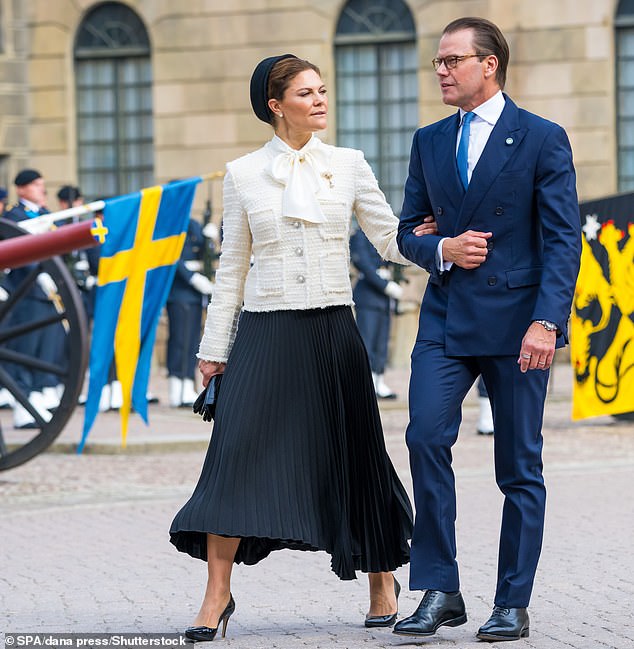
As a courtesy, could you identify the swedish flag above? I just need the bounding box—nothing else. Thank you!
[80,177,201,450]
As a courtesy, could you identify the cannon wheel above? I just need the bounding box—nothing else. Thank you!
[0,218,89,470]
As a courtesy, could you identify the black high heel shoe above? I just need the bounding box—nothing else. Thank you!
[365,576,400,628]
[185,594,235,642]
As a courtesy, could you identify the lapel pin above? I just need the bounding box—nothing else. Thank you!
[505,137,514,145]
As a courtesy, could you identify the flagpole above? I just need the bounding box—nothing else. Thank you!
[200,171,225,182]
[16,200,106,235]
[17,173,225,236]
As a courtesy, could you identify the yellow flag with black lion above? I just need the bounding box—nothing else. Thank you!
[571,193,634,420]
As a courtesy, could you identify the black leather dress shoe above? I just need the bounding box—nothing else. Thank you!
[365,576,400,628]
[393,590,467,637]
[477,606,529,641]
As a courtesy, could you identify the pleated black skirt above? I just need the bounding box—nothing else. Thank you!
[169,306,412,580]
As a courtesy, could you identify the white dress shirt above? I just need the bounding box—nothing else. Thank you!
[437,90,506,271]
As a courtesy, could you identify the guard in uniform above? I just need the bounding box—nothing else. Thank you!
[3,169,64,427]
[350,227,404,399]
[166,218,214,407]
[0,186,13,409]
[476,376,494,435]
[0,186,7,215]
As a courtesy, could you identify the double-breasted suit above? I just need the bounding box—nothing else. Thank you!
[398,95,581,607]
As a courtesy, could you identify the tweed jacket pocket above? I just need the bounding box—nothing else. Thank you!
[318,201,349,240]
[320,251,349,294]
[256,255,284,296]
[248,208,280,245]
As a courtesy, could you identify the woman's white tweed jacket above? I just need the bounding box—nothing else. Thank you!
[198,136,408,363]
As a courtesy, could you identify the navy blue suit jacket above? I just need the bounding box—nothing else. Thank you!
[398,95,581,356]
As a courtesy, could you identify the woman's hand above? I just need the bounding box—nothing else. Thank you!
[198,359,226,387]
[413,215,438,236]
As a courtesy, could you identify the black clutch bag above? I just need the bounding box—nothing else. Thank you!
[192,373,223,422]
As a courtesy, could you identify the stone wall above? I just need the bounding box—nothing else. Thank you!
[3,0,622,366]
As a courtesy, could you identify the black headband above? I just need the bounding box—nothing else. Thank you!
[249,54,298,123]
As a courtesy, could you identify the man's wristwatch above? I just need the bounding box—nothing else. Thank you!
[534,319,558,332]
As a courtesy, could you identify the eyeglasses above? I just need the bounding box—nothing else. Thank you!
[431,53,492,71]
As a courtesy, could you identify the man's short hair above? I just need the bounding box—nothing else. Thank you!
[443,17,509,89]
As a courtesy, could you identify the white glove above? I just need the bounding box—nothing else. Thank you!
[0,286,8,302]
[202,222,219,241]
[376,268,391,280]
[190,272,214,295]
[384,280,403,300]
[37,272,57,296]
[184,260,203,272]
[84,275,97,290]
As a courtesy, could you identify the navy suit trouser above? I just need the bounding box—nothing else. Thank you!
[406,340,548,607]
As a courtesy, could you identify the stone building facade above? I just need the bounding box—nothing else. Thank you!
[0,0,631,365]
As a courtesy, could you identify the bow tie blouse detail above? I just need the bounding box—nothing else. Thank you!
[267,135,332,224]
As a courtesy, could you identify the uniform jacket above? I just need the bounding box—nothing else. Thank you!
[398,95,581,356]
[350,228,391,311]
[168,218,207,304]
[3,201,50,301]
[199,135,407,363]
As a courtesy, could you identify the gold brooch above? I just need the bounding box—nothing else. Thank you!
[321,171,334,188]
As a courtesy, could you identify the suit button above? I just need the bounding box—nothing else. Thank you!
[486,240,494,250]
[487,276,497,286]
[436,206,443,216]
[295,247,303,256]
[495,206,504,215]
[297,275,306,284]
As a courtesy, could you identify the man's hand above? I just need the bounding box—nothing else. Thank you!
[413,215,438,237]
[442,230,492,269]
[198,359,226,387]
[517,322,556,373]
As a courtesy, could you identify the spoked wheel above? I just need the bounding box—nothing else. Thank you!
[0,218,88,470]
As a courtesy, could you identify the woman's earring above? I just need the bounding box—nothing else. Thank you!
[278,113,283,118]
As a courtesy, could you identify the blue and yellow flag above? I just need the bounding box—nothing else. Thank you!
[79,177,201,450]
[571,193,634,419]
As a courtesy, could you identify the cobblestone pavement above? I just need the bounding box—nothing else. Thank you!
[1,363,633,648]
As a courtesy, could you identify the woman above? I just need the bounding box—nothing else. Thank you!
[170,54,436,641]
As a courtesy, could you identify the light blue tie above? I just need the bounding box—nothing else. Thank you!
[457,112,475,189]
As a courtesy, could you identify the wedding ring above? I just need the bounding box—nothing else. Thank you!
[521,353,531,359]
[538,361,546,366]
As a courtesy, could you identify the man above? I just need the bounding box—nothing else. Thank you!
[0,186,8,215]
[3,169,64,427]
[0,186,12,408]
[393,18,581,642]
[165,217,214,407]
[350,227,403,399]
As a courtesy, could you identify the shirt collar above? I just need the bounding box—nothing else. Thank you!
[459,90,505,126]
[20,198,42,213]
